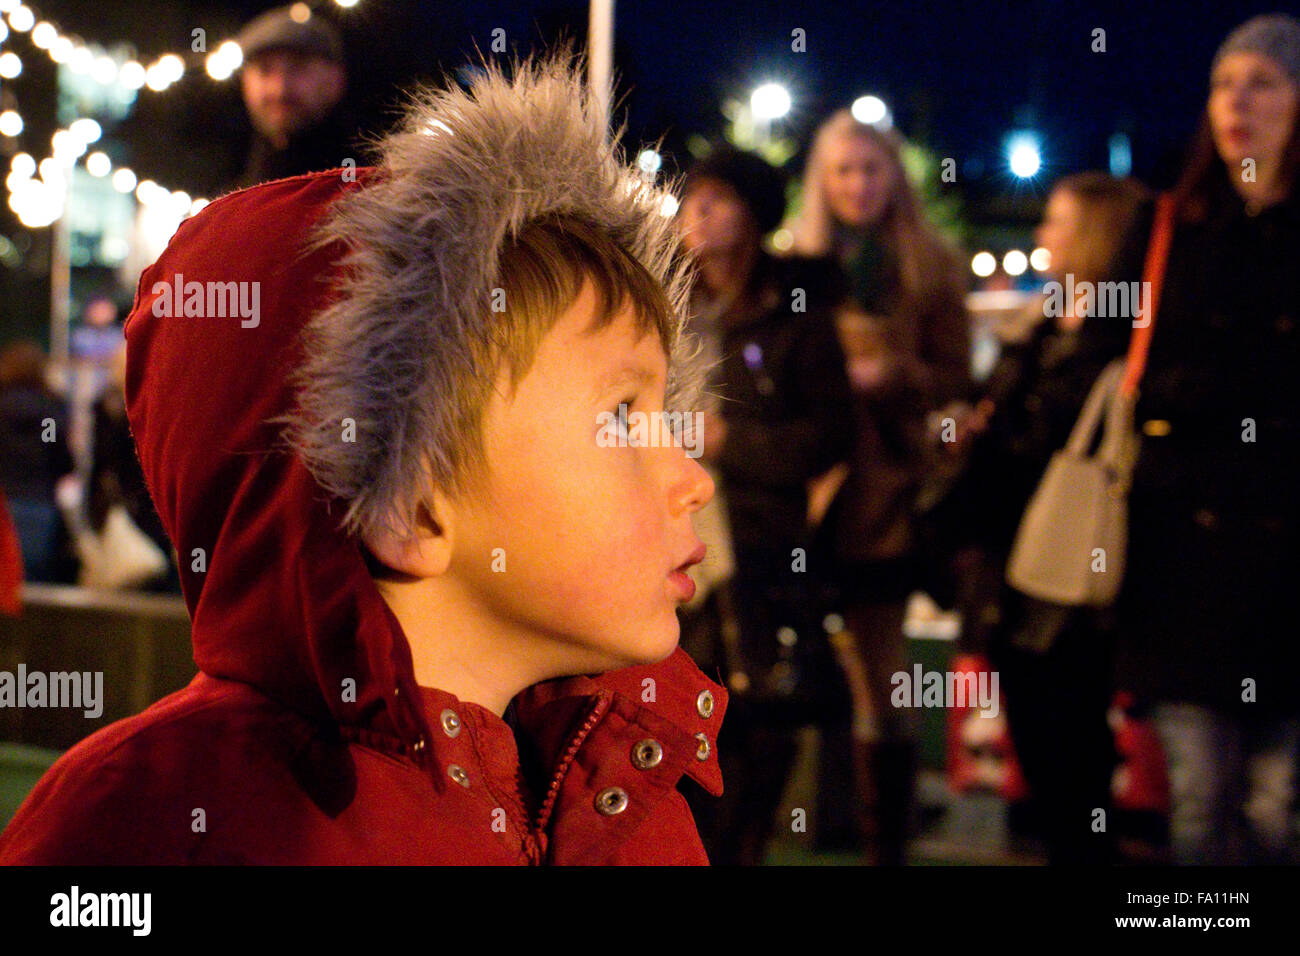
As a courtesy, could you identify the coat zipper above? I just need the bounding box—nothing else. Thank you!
[531,693,612,846]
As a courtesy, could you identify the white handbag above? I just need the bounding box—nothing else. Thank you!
[76,504,170,590]
[1005,359,1138,607]
[1004,194,1177,609]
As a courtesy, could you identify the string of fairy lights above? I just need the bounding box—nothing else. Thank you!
[0,0,362,229]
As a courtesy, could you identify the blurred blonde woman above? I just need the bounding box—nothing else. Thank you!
[791,110,971,862]
[790,110,969,407]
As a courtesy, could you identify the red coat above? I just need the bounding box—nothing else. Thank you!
[0,490,21,616]
[0,171,727,864]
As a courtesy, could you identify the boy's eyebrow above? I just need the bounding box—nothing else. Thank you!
[592,363,658,400]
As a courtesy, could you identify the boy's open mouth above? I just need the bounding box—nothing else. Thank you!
[674,543,707,574]
[668,543,707,602]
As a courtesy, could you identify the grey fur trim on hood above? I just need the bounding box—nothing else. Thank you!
[285,51,699,542]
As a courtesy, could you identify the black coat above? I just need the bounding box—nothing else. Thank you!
[818,241,972,582]
[1117,181,1300,714]
[233,104,361,191]
[711,254,854,559]
[89,387,170,557]
[0,386,73,501]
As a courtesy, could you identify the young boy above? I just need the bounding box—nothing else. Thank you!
[0,55,727,864]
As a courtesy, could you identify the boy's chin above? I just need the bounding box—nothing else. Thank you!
[579,619,681,674]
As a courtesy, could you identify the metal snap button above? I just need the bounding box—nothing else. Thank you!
[440,709,461,738]
[696,689,715,719]
[695,732,710,761]
[632,739,664,769]
[595,786,629,815]
[448,764,470,788]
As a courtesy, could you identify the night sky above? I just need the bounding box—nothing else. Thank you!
[25,1,1300,196]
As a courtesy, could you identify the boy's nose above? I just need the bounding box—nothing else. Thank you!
[674,453,715,516]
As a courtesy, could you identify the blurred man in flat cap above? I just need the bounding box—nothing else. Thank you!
[233,4,355,188]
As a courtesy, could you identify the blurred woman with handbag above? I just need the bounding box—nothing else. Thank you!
[948,172,1152,863]
[82,344,177,592]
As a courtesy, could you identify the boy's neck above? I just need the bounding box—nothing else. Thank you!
[375,575,532,716]
[373,572,608,717]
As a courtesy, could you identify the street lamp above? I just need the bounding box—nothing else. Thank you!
[1006,132,1041,179]
[751,83,790,152]
[1002,250,1028,277]
[851,95,891,129]
[751,83,791,121]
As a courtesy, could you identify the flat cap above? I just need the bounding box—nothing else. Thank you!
[237,5,344,64]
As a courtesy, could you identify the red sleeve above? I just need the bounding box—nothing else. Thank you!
[0,490,23,617]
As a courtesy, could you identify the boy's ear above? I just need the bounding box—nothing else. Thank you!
[361,492,455,580]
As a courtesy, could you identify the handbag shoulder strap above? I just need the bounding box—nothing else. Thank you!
[1119,194,1178,399]
[1066,359,1124,456]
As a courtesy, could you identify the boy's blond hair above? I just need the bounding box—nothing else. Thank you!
[282,52,697,543]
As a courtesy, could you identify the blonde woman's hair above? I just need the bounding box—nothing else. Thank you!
[788,109,964,318]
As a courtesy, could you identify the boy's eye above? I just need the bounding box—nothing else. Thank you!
[614,396,635,435]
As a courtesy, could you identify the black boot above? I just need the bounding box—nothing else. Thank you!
[872,739,916,866]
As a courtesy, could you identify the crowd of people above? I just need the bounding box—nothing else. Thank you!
[0,6,352,596]
[674,11,1300,866]
[1,7,1297,866]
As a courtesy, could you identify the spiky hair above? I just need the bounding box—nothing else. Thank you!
[284,52,698,542]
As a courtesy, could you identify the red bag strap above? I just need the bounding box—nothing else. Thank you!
[1119,194,1178,398]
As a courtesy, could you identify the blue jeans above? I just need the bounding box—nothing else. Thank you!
[1154,703,1300,865]
[6,496,64,583]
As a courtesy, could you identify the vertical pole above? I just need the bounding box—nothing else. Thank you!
[588,0,614,129]
[49,198,71,367]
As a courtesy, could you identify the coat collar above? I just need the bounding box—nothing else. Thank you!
[516,647,728,796]
[409,647,727,817]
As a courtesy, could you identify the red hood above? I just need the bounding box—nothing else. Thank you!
[126,170,434,750]
[124,170,726,795]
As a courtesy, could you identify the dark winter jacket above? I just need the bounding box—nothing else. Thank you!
[89,386,168,550]
[234,103,360,191]
[0,386,73,501]
[1117,180,1300,714]
[819,239,972,572]
[0,170,729,865]
[711,253,854,556]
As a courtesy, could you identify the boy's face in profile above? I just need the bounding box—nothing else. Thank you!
[443,280,714,677]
